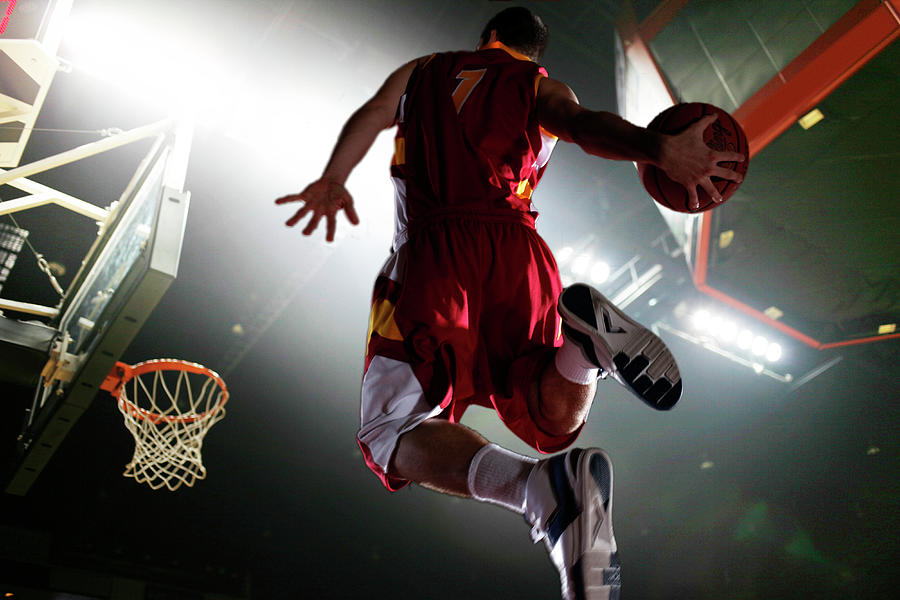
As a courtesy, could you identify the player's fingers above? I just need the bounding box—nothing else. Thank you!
[712,166,743,182]
[302,211,323,235]
[716,150,745,163]
[326,213,337,242]
[700,178,723,204]
[686,185,700,211]
[275,194,303,205]
[343,199,360,225]
[693,114,718,133]
[285,205,311,227]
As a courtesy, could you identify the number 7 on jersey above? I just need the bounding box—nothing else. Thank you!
[452,69,486,113]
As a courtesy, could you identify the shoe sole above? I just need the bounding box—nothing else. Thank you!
[559,284,682,410]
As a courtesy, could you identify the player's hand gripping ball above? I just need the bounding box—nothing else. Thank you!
[638,103,749,213]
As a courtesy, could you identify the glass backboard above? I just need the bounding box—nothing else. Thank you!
[6,135,190,496]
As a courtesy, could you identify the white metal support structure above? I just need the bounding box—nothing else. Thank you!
[0,118,182,318]
[2,0,197,497]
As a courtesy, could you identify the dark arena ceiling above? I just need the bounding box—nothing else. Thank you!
[638,0,899,348]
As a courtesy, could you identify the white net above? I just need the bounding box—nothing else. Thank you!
[116,360,227,491]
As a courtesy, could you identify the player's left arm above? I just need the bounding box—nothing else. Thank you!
[276,58,421,242]
[536,76,743,209]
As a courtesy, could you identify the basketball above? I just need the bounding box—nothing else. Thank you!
[638,103,749,213]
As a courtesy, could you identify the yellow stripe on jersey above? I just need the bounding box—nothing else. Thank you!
[515,179,534,200]
[482,41,533,63]
[539,125,559,141]
[392,137,405,166]
[368,298,403,345]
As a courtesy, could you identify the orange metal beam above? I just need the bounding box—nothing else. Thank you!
[734,0,900,157]
[693,212,711,286]
[693,0,900,349]
[696,283,900,350]
[819,333,900,350]
[619,1,899,349]
[696,283,823,348]
[638,0,690,42]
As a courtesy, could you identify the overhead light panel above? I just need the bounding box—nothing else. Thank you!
[798,108,824,130]
[718,230,734,248]
[764,306,784,320]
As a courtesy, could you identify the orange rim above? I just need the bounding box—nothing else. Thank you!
[111,359,229,424]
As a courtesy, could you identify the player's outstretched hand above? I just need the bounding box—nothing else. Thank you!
[276,178,360,242]
[657,114,745,211]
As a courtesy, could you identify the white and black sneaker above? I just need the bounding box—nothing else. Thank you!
[558,283,682,410]
[524,448,620,600]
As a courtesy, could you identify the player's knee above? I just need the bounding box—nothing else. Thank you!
[527,377,590,437]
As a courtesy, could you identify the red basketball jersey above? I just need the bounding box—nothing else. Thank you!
[389,45,557,246]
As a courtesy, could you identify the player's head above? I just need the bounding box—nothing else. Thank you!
[478,6,548,61]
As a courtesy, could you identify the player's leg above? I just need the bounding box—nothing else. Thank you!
[391,419,488,497]
[531,281,684,436]
[558,282,682,410]
[527,336,599,437]
[388,425,618,600]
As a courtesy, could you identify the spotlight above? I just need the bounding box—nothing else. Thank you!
[590,261,610,284]
[571,254,591,276]
[692,309,711,331]
[737,329,753,349]
[765,343,782,362]
[557,246,574,264]
[751,335,768,356]
[752,362,765,374]
[719,320,737,342]
[708,315,724,337]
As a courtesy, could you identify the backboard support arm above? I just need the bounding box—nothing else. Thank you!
[0,118,191,319]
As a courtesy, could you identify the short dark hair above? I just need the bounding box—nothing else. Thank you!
[479,6,548,61]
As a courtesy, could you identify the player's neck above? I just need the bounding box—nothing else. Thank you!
[480,40,533,62]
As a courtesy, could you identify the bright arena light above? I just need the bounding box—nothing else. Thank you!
[63,12,228,111]
[766,342,783,362]
[557,246,574,264]
[692,309,711,331]
[737,329,754,349]
[708,315,724,337]
[751,335,768,356]
[719,320,738,342]
[571,254,591,276]
[590,261,610,284]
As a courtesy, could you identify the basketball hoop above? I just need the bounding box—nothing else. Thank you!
[101,359,228,491]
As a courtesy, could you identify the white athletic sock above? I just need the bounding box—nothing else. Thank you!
[554,335,600,384]
[467,443,537,514]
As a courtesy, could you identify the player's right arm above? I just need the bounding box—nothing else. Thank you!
[276,57,425,242]
[536,77,744,210]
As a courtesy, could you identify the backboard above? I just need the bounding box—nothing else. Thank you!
[3,133,191,496]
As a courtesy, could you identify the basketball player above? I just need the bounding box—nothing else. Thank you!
[276,7,743,599]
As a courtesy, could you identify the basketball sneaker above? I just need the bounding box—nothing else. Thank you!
[524,448,620,600]
[558,283,682,410]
